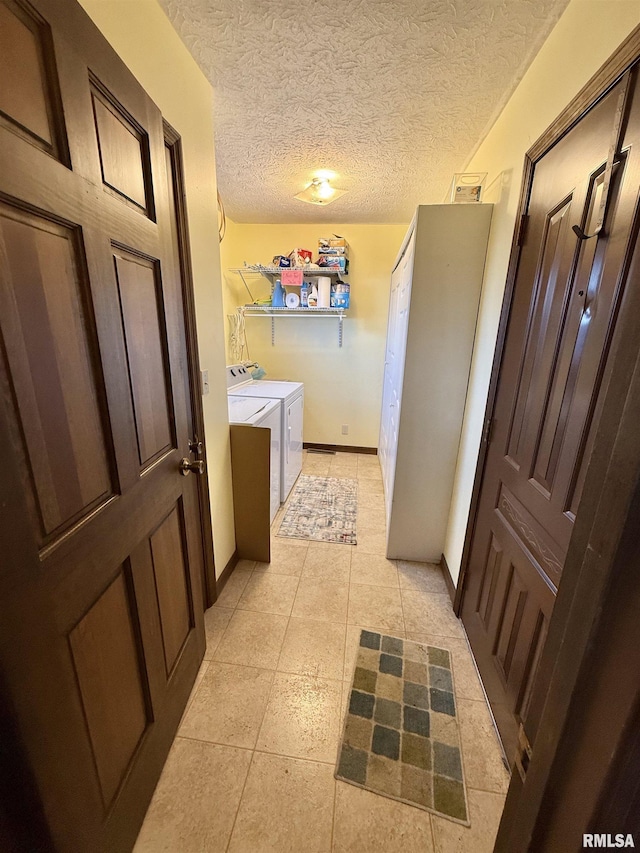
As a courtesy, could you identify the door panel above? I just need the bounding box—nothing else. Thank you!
[0,0,66,159]
[461,73,640,761]
[149,503,193,675]
[69,570,150,808]
[113,249,175,468]
[0,202,114,544]
[90,79,153,216]
[0,0,207,850]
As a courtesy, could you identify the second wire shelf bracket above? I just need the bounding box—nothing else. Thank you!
[238,305,346,347]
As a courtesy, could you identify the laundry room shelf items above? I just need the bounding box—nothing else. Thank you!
[230,266,344,303]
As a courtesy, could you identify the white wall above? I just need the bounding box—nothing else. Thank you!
[79,0,236,577]
[444,0,640,586]
[221,222,408,447]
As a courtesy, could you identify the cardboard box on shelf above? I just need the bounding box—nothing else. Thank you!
[319,237,347,249]
[318,245,347,255]
[318,255,348,271]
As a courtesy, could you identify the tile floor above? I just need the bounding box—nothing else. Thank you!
[134,452,510,852]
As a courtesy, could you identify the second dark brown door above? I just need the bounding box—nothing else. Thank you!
[461,71,640,761]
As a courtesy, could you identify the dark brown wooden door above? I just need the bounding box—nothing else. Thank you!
[461,72,640,762]
[0,0,206,850]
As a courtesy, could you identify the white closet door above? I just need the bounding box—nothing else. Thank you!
[381,230,415,518]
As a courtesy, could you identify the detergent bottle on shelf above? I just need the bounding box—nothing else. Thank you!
[272,279,286,307]
[308,283,318,307]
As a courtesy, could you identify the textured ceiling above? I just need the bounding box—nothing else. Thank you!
[160,0,570,223]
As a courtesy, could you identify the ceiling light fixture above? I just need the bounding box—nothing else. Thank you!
[294,177,347,206]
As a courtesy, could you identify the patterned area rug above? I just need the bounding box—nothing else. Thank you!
[336,630,470,825]
[277,475,357,545]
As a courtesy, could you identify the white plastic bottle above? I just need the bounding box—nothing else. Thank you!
[308,283,318,307]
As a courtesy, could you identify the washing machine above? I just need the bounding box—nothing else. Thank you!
[227,364,303,502]
[227,394,281,523]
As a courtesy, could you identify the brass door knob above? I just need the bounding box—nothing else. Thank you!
[180,457,205,476]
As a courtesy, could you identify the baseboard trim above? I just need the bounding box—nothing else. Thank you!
[303,442,377,455]
[440,553,457,607]
[214,549,239,600]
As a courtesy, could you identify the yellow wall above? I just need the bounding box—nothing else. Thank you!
[444,0,640,586]
[78,0,236,578]
[221,222,408,447]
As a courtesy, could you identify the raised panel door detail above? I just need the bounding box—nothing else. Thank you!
[149,504,192,675]
[494,564,528,681]
[0,0,65,158]
[0,202,114,545]
[91,79,153,216]
[506,197,574,471]
[113,248,175,470]
[477,536,503,631]
[69,570,149,809]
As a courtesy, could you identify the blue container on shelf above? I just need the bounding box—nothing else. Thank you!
[272,279,286,307]
[331,282,350,309]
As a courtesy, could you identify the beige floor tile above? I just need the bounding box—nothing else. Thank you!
[357,479,384,496]
[278,617,346,680]
[458,698,511,794]
[347,584,404,633]
[180,659,210,725]
[179,663,273,749]
[432,788,506,853]
[357,466,383,481]
[330,468,359,480]
[213,570,253,609]
[330,454,358,467]
[339,679,350,729]
[254,540,308,576]
[302,463,331,477]
[350,552,399,588]
[353,528,387,555]
[203,606,233,660]
[292,578,349,623]
[397,560,449,595]
[228,753,335,853]
[302,542,351,584]
[333,781,434,852]
[343,624,364,681]
[406,633,485,701]
[236,572,299,616]
[357,453,380,467]
[357,507,387,531]
[235,559,256,572]
[213,609,288,670]
[357,495,386,515]
[401,589,465,637]
[133,738,251,853]
[256,672,342,762]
